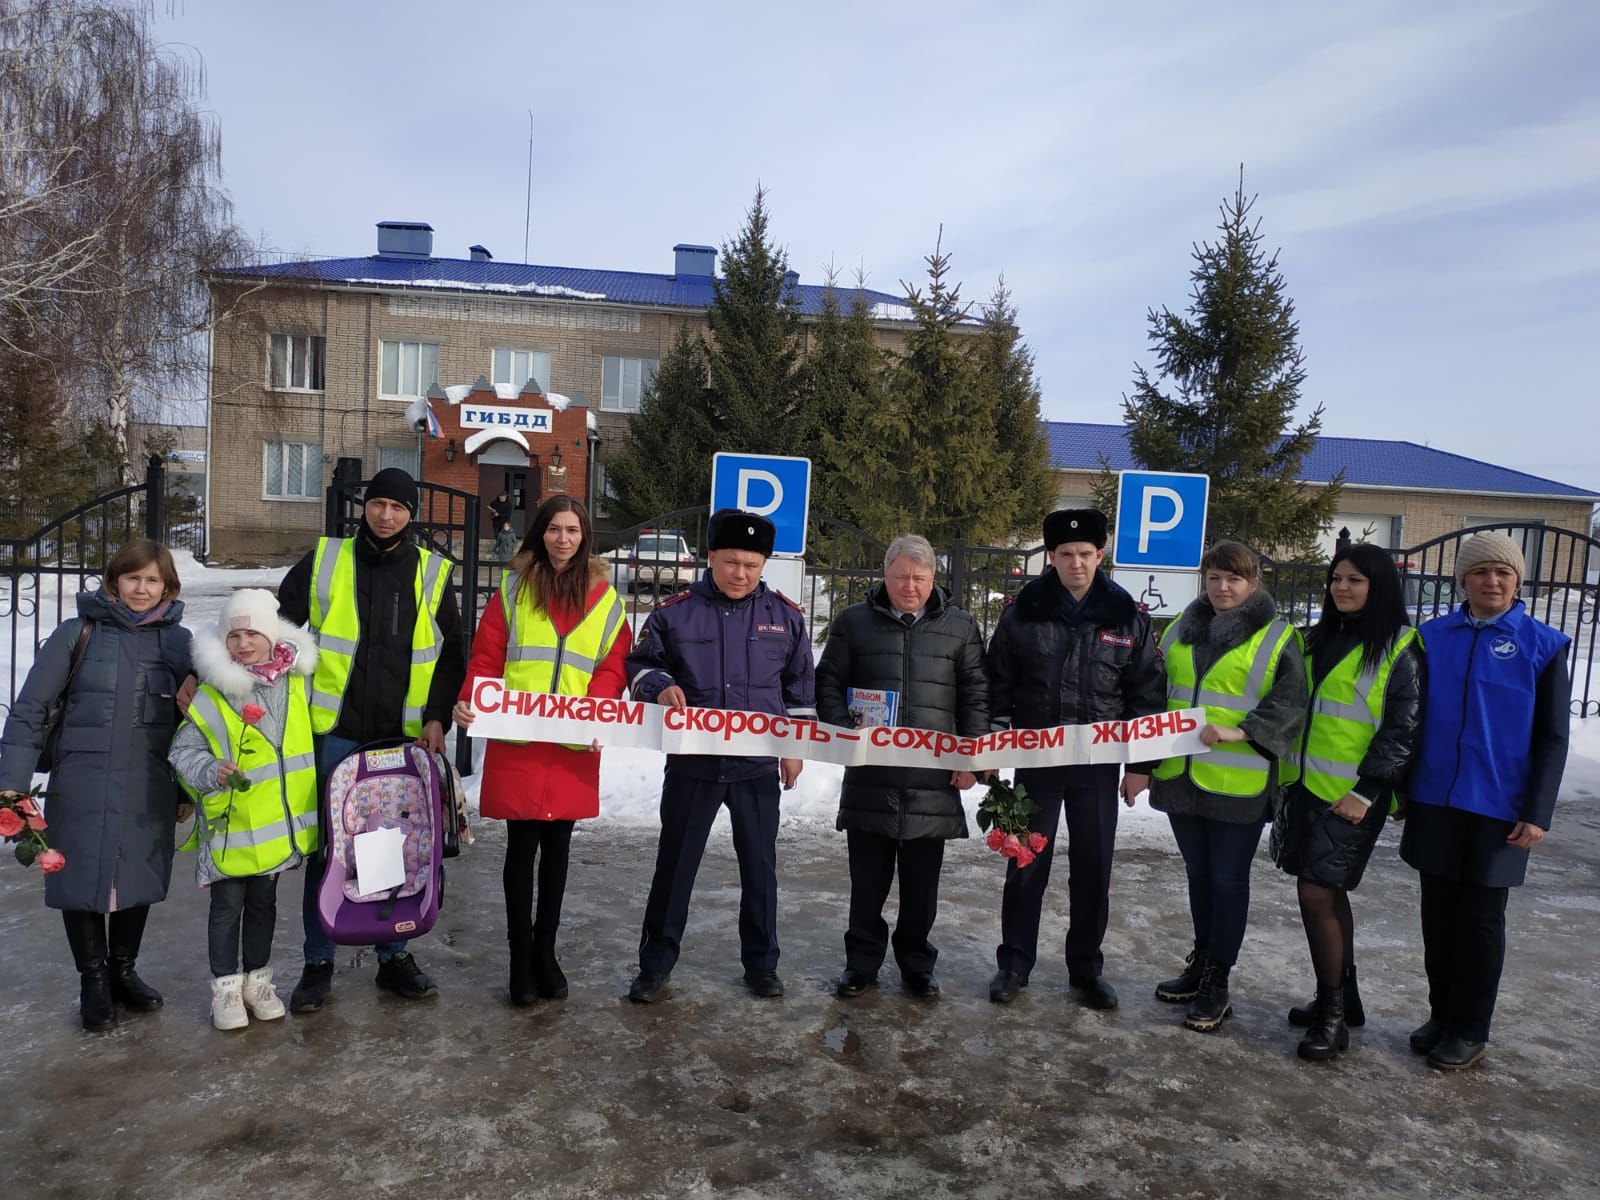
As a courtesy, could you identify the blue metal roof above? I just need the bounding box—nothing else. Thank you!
[219,253,916,320]
[1047,422,1598,500]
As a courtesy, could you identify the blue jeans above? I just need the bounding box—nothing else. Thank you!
[302,734,409,965]
[1167,813,1267,969]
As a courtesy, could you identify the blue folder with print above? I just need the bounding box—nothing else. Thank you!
[845,687,899,728]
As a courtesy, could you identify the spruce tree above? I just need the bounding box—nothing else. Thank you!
[604,327,716,526]
[705,187,805,455]
[840,233,1007,545]
[808,278,884,529]
[1102,172,1339,555]
[975,278,1056,540]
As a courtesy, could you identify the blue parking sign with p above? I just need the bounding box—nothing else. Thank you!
[710,453,811,556]
[1113,471,1210,569]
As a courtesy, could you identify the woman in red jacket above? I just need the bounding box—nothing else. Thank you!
[454,496,631,1005]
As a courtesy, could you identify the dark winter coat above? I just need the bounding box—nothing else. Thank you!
[625,575,816,782]
[816,584,989,841]
[1148,589,1308,825]
[985,570,1165,732]
[0,591,192,911]
[277,528,467,743]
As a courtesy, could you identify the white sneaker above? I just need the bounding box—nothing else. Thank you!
[211,973,248,1031]
[242,967,286,1020]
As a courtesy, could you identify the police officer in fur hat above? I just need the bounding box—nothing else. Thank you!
[985,508,1166,1010]
[624,508,817,1003]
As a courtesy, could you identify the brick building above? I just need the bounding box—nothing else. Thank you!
[203,221,916,562]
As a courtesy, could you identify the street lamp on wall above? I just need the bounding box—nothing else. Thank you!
[444,438,457,462]
[546,445,567,494]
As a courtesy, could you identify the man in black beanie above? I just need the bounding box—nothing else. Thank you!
[624,508,817,1002]
[984,508,1165,1010]
[276,466,466,1011]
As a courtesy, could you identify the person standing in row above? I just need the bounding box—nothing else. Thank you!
[1148,540,1307,1033]
[985,509,1166,1011]
[1401,532,1570,1071]
[0,539,192,1030]
[277,467,466,1010]
[624,509,816,1003]
[816,534,989,1001]
[454,495,630,1005]
[1274,545,1424,1061]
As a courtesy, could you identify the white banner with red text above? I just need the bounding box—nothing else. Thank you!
[465,680,1209,771]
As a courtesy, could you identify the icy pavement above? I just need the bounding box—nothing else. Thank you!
[3,751,1599,1198]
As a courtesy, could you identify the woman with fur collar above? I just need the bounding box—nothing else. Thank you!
[1148,541,1308,1033]
[170,589,319,1030]
[453,496,632,1007]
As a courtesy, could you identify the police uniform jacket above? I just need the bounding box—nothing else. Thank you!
[625,574,816,782]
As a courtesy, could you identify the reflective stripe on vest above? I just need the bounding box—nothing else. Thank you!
[179,680,320,877]
[308,537,450,737]
[1153,617,1299,797]
[500,573,626,747]
[1298,627,1418,806]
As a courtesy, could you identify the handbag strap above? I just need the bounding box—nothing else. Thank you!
[61,619,93,695]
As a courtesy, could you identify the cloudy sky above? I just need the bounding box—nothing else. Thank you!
[156,0,1600,494]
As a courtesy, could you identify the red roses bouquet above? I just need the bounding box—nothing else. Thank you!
[976,776,1048,868]
[1,787,64,873]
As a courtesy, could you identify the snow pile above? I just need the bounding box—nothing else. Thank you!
[345,277,607,301]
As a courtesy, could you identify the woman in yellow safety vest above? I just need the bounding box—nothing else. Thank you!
[452,495,631,1006]
[1147,540,1308,1034]
[1273,544,1424,1062]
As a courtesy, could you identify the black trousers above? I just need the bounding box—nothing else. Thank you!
[997,764,1119,980]
[208,875,279,978]
[504,819,574,942]
[639,772,781,975]
[1419,871,1509,1042]
[844,831,945,976]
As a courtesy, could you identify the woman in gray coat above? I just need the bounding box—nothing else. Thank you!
[0,539,192,1030]
[816,535,989,1000]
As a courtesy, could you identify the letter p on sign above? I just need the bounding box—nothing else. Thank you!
[1113,470,1210,570]
[735,469,783,516]
[1138,487,1183,553]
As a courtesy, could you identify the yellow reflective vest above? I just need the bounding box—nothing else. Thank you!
[307,536,450,737]
[178,679,320,877]
[1298,627,1419,807]
[1153,617,1302,798]
[499,573,626,746]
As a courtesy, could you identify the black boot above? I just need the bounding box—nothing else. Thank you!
[107,906,162,1012]
[1289,964,1365,1028]
[1156,947,1206,1003]
[532,931,567,1000]
[62,911,116,1032]
[508,933,536,1007]
[1183,961,1232,1032]
[1297,986,1349,1062]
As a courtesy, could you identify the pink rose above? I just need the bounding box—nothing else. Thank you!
[1027,832,1047,853]
[241,704,266,725]
[0,808,23,838]
[16,796,41,818]
[1015,847,1036,869]
[25,813,46,832]
[38,849,65,873]
[985,828,1006,852]
[1001,834,1022,859]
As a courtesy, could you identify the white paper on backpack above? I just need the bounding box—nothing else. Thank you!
[846,687,899,728]
[352,826,407,896]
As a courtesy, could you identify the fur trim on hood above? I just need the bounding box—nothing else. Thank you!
[1172,588,1279,655]
[191,615,320,705]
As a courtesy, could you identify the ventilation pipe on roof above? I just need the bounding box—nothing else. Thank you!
[376,221,434,259]
[782,269,799,298]
[470,244,492,262]
[674,243,716,277]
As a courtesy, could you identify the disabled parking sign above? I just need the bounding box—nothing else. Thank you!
[1113,471,1210,570]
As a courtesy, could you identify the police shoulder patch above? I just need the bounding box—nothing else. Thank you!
[776,590,803,613]
[1002,594,1019,608]
[654,590,692,610]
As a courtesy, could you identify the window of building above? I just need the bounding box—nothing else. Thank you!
[491,348,551,393]
[264,441,322,501]
[268,334,324,391]
[380,340,439,398]
[377,445,421,477]
[601,355,658,413]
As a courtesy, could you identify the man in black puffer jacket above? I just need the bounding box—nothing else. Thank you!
[986,509,1165,1010]
[817,535,988,1000]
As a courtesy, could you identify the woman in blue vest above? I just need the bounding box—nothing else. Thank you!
[1273,544,1424,1061]
[453,495,631,1006]
[1148,540,1307,1033]
[1402,531,1571,1071]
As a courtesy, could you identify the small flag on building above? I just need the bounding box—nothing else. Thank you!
[403,395,443,438]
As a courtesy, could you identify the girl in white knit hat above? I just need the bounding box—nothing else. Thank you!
[169,589,320,1030]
